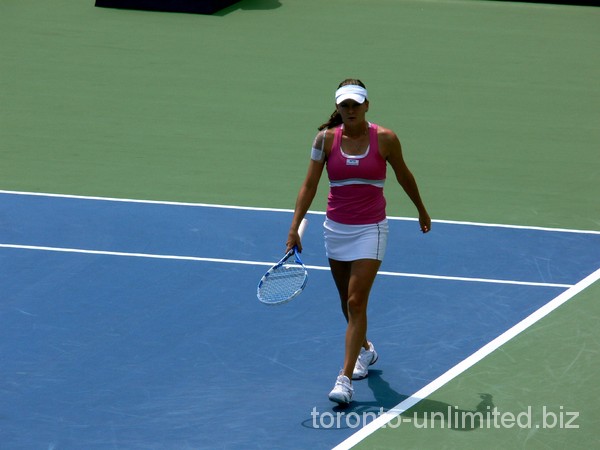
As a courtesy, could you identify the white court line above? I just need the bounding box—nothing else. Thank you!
[0,243,573,289]
[333,267,600,450]
[1,189,599,235]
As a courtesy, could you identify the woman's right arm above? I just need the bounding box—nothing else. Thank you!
[286,132,327,252]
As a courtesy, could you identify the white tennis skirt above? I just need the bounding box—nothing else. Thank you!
[323,218,389,261]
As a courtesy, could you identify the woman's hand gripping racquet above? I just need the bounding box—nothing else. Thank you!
[257,219,308,305]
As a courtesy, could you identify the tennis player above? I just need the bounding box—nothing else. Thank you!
[286,79,431,404]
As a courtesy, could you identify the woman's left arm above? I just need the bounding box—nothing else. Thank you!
[381,129,431,233]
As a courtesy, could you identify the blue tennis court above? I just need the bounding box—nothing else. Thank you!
[1,191,599,449]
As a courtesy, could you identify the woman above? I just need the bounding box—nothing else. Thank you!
[286,79,431,404]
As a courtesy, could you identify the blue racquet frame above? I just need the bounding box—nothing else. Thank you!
[257,219,308,305]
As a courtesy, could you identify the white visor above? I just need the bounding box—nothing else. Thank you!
[335,85,368,105]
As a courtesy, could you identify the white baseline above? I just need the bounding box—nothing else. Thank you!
[1,189,599,235]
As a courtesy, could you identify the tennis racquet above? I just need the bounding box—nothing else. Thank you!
[257,218,308,305]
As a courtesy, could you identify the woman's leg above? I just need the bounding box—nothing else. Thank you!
[329,258,381,379]
[329,259,371,350]
[329,259,351,321]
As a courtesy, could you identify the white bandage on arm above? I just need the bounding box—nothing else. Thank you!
[310,146,324,161]
[310,130,326,162]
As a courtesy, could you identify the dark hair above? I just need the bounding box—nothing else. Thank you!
[317,79,367,131]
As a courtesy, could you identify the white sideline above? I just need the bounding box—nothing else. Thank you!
[332,267,600,450]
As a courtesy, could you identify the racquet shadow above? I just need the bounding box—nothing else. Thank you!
[329,370,495,431]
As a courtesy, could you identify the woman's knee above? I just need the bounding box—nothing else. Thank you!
[346,295,368,318]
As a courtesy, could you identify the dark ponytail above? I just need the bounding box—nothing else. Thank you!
[317,78,366,131]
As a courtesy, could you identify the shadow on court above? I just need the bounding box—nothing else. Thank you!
[302,370,495,432]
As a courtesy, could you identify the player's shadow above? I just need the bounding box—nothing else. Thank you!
[334,370,495,431]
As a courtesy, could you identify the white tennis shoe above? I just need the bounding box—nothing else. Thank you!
[328,373,353,405]
[352,342,378,380]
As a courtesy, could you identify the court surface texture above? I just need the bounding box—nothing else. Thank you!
[2,191,599,449]
[1,0,599,449]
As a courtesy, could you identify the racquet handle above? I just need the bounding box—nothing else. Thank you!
[298,218,308,239]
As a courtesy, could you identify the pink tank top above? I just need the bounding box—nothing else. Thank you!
[326,123,387,225]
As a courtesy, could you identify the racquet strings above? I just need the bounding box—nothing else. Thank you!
[258,261,306,304]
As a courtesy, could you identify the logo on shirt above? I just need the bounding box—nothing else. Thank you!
[346,159,359,166]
